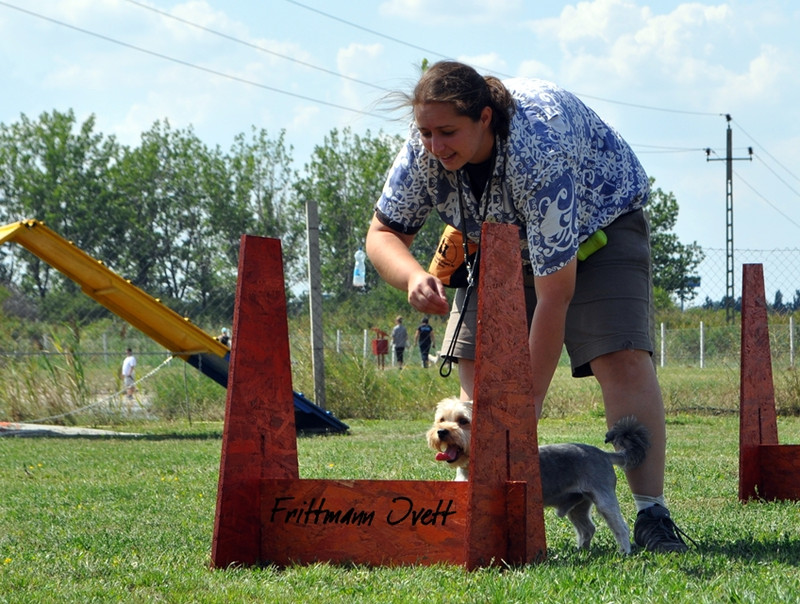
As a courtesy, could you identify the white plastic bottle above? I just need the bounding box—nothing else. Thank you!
[353,247,366,287]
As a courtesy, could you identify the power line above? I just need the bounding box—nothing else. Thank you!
[3,0,788,183]
[753,155,800,201]
[123,0,390,93]
[284,0,722,117]
[708,142,800,229]
[2,0,726,124]
[575,94,720,117]
[734,169,800,231]
[0,1,384,119]
[137,0,718,121]
[731,117,800,185]
[284,0,445,61]
[631,143,707,154]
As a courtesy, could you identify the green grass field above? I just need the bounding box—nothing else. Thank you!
[2,413,799,603]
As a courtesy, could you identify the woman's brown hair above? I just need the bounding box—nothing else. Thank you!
[412,61,515,139]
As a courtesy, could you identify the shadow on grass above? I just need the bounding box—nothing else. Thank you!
[0,426,349,440]
[697,536,800,565]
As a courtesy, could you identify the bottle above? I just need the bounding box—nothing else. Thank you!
[353,247,366,287]
[577,229,607,261]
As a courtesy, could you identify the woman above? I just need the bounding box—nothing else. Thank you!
[366,61,691,553]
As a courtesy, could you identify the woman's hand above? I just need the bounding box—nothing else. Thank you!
[407,270,450,315]
[366,215,450,315]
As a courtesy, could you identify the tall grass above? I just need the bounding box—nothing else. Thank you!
[4,316,800,427]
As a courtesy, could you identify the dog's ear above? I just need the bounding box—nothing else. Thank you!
[463,400,473,413]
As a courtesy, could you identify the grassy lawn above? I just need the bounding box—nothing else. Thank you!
[2,414,800,603]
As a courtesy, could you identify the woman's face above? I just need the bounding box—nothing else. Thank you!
[414,102,494,171]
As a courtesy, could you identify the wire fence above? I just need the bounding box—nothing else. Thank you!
[6,246,800,373]
[5,244,800,424]
[5,314,800,426]
[687,248,800,310]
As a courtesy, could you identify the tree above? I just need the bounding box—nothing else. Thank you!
[295,128,446,305]
[0,110,120,328]
[772,290,788,314]
[295,128,398,300]
[224,127,303,290]
[646,179,705,307]
[110,120,227,317]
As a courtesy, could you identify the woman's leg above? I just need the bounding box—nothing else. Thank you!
[590,348,666,497]
[457,359,475,401]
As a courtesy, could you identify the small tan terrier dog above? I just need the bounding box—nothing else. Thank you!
[426,396,650,554]
[426,397,473,482]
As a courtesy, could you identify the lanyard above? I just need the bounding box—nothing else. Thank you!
[438,185,479,377]
[438,155,494,378]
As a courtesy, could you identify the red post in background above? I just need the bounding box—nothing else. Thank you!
[739,263,800,502]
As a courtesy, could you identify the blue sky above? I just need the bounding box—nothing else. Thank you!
[1,0,799,300]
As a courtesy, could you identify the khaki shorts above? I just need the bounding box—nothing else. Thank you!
[440,209,654,377]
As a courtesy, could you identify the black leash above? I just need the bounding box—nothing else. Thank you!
[438,263,478,377]
[439,171,482,378]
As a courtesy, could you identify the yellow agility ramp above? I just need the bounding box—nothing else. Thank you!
[0,219,229,385]
[0,219,349,432]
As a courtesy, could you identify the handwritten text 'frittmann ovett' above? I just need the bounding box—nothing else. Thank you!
[268,496,457,527]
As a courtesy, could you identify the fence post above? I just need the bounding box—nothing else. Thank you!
[660,322,666,368]
[700,321,705,369]
[363,329,368,358]
[791,316,795,368]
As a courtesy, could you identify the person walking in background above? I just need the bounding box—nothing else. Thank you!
[121,347,137,404]
[414,316,435,368]
[391,316,408,369]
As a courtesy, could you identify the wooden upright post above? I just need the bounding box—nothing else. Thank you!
[211,224,546,569]
[466,223,546,567]
[211,235,298,568]
[739,263,800,501]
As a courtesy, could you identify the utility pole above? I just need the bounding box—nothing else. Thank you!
[305,200,326,409]
[706,114,752,323]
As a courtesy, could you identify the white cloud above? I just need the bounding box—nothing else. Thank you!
[713,44,789,108]
[378,0,522,23]
[337,42,384,77]
[170,0,237,34]
[288,104,321,133]
[522,0,777,115]
[456,52,508,76]
[630,3,730,65]
[535,0,649,43]
[335,42,389,116]
[516,58,555,81]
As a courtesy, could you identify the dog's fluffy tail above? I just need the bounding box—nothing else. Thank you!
[604,415,650,470]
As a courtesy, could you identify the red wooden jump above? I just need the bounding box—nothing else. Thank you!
[211,223,546,569]
[739,263,800,501]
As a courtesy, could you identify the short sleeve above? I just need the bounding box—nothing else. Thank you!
[375,138,435,235]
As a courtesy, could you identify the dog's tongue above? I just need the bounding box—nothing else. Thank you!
[435,446,459,462]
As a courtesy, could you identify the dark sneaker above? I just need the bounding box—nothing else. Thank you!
[634,504,693,553]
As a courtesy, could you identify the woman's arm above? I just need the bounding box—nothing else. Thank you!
[366,215,450,315]
[529,258,577,416]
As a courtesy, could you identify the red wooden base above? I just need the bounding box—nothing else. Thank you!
[739,264,800,501]
[211,223,546,569]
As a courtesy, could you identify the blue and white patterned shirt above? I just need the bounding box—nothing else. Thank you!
[375,78,650,276]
